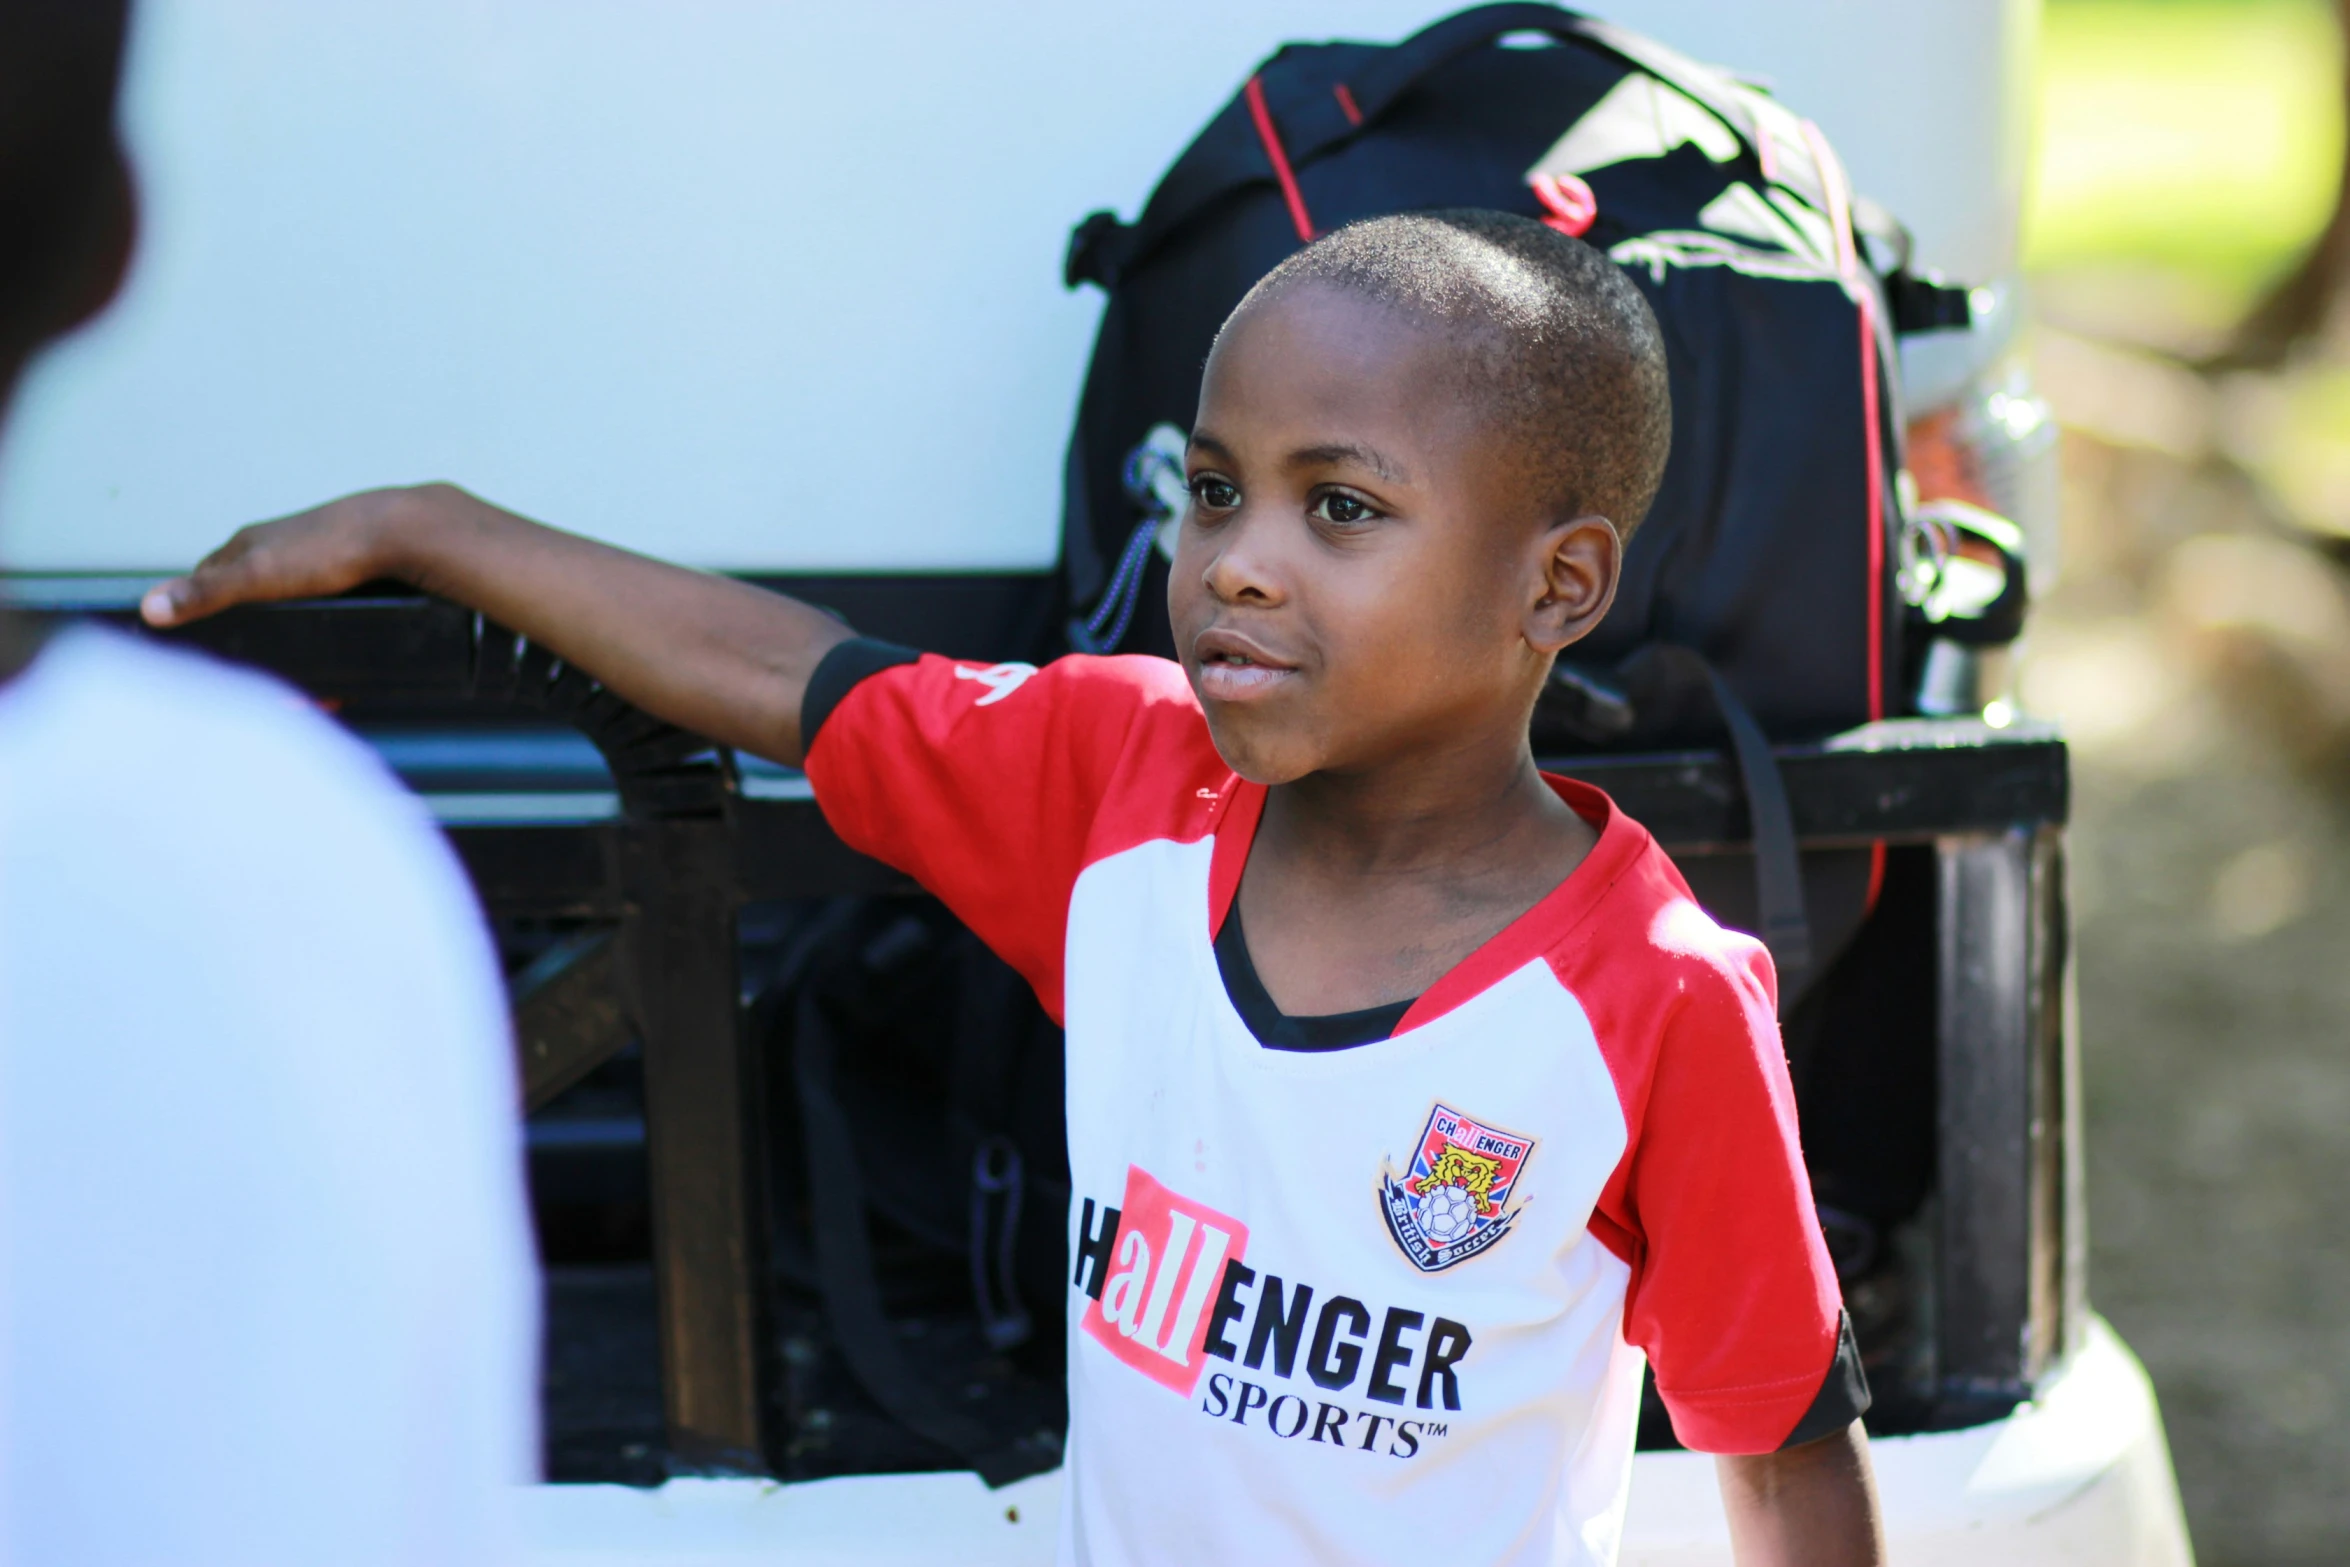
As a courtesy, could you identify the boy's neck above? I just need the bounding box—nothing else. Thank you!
[1261,734,1574,881]
[1237,725,1599,1016]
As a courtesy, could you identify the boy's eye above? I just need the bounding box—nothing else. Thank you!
[1190,476,1240,511]
[1310,491,1378,526]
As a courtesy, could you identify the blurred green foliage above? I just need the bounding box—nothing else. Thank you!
[2031,0,2344,299]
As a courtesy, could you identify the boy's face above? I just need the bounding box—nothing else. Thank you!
[1169,281,1618,786]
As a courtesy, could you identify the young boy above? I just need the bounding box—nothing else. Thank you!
[147,209,1883,1566]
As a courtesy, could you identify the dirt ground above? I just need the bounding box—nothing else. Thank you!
[2022,320,2350,1564]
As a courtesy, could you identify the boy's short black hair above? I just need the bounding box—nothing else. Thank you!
[1239,209,1672,538]
[0,0,131,361]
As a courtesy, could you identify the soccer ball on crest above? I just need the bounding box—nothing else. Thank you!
[1417,1183,1479,1245]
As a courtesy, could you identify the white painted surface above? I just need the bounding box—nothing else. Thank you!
[1617,1319,2194,1567]
[517,1319,2191,1566]
[519,1470,1065,1567]
[1,1,2028,576]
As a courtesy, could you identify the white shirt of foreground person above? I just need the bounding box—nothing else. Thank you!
[0,625,537,1565]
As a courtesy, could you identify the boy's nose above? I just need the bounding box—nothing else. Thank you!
[1201,512,1288,608]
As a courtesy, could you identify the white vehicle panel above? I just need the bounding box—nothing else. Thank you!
[508,1320,2188,1566]
[0,0,2027,575]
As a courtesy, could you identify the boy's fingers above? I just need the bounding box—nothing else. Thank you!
[141,565,234,628]
[137,580,190,627]
[138,491,406,629]
[139,534,265,627]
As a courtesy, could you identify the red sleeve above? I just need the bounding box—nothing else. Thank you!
[801,652,1219,1022]
[1579,897,1845,1455]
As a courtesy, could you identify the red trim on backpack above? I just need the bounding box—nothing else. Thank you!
[1530,170,1598,237]
[1797,118,1884,725]
[1245,74,1317,244]
[1333,82,1364,127]
[1804,119,1859,280]
[1798,116,1892,915]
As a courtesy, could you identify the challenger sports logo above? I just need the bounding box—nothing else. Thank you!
[1379,1103,1535,1273]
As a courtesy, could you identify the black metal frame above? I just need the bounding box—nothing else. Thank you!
[1933,825,2074,1412]
[45,589,2078,1473]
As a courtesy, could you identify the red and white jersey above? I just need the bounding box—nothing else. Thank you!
[805,647,1858,1567]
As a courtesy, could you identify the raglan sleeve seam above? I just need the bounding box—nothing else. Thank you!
[798,653,1191,1020]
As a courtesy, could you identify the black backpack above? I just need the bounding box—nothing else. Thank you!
[1058,2,1982,1001]
[755,898,1072,1487]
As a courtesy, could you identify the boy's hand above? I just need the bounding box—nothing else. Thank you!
[1717,1421,1885,1567]
[141,483,853,765]
[142,487,421,628]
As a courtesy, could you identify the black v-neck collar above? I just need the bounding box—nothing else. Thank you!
[1214,903,1416,1052]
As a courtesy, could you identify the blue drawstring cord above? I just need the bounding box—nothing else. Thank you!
[1070,426,1188,654]
[1068,518,1160,654]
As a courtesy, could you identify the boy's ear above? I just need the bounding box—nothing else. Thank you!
[1525,514,1620,654]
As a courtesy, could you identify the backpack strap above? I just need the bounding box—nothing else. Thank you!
[794,983,1059,1487]
[1632,645,1815,1010]
[1701,662,1814,1009]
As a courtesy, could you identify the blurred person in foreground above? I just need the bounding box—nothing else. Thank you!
[0,3,537,1562]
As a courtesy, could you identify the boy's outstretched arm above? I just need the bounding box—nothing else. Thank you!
[1717,1422,1885,1566]
[142,484,853,766]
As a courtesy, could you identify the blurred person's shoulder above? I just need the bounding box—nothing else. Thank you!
[2,622,422,839]
[0,622,475,927]
[0,634,536,1559]
[0,621,512,1108]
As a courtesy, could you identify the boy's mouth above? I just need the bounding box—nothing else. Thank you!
[1193,629,1299,702]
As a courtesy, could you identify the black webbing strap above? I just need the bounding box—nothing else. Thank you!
[1699,662,1813,1011]
[793,989,1056,1488]
[1885,270,1976,336]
